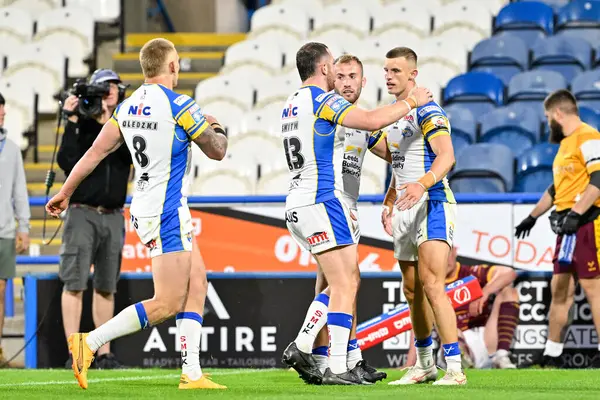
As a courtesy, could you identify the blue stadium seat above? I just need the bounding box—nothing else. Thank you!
[494,1,554,43]
[469,35,529,85]
[516,0,570,11]
[571,70,600,110]
[556,0,600,46]
[479,107,539,157]
[507,70,567,103]
[443,72,505,117]
[450,143,515,193]
[530,36,592,82]
[514,143,559,192]
[579,106,600,130]
[445,104,477,155]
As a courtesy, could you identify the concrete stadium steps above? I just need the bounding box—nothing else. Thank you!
[24,162,67,183]
[114,51,224,73]
[125,33,245,53]
[120,72,216,91]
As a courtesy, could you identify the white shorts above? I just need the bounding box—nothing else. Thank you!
[286,197,359,255]
[392,200,457,261]
[130,205,194,258]
[463,327,492,369]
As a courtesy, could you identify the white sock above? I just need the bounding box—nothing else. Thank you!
[544,340,564,357]
[295,293,329,353]
[414,336,434,369]
[177,312,203,380]
[442,342,462,373]
[312,346,329,374]
[328,312,352,374]
[346,339,362,369]
[86,303,148,352]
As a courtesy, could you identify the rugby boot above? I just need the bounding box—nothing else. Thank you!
[178,374,227,390]
[322,367,362,385]
[388,365,438,385]
[282,342,323,385]
[68,333,95,389]
[351,360,387,383]
[432,370,467,386]
[492,350,517,369]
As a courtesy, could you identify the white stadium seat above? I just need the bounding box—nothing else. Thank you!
[200,103,244,139]
[65,0,121,23]
[249,3,309,41]
[0,80,34,150]
[355,36,420,69]
[191,168,256,196]
[195,74,255,118]
[0,7,33,57]
[3,43,65,114]
[226,132,282,172]
[360,153,388,195]
[270,0,324,22]
[255,74,299,111]
[256,166,290,195]
[309,31,358,56]
[418,36,469,87]
[440,0,507,16]
[238,107,281,138]
[312,1,371,41]
[371,2,431,45]
[221,39,284,81]
[432,0,492,50]
[34,7,94,77]
[3,0,60,18]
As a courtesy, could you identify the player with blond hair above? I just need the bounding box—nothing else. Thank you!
[46,38,228,390]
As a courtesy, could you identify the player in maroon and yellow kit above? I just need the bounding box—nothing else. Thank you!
[402,246,519,369]
[515,90,600,368]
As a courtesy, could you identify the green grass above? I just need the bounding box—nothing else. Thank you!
[1,368,600,399]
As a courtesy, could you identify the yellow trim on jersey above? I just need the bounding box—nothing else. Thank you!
[189,121,209,140]
[446,262,461,284]
[588,162,600,174]
[368,130,387,150]
[486,266,496,284]
[428,130,450,141]
[336,105,355,125]
[108,116,119,127]
[174,102,194,121]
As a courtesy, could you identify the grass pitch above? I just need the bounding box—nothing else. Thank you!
[0,368,599,399]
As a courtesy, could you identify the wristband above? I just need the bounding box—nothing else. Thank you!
[427,170,437,184]
[418,172,436,189]
[415,181,427,191]
[211,123,226,136]
[401,100,412,111]
[406,96,417,109]
[382,205,391,215]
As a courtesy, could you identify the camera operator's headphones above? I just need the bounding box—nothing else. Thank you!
[89,68,129,103]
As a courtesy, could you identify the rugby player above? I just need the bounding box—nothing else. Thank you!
[281,42,433,385]
[46,38,228,390]
[515,90,600,369]
[379,47,466,385]
[301,54,389,384]
[403,246,519,369]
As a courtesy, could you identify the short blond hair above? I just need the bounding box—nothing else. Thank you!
[334,54,364,74]
[139,38,176,78]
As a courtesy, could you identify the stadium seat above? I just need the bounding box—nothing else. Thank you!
[191,168,256,196]
[249,3,309,41]
[226,132,282,177]
[556,0,600,46]
[469,34,528,86]
[444,104,477,154]
[432,1,492,50]
[479,106,539,157]
[3,43,65,114]
[579,106,600,130]
[418,37,469,87]
[5,0,60,17]
[221,39,284,81]
[238,107,281,138]
[360,153,388,195]
[371,2,431,46]
[34,7,95,78]
[514,143,558,192]
[494,1,554,43]
[255,75,299,114]
[443,72,505,117]
[0,8,33,57]
[507,70,567,103]
[195,75,255,126]
[0,79,34,150]
[308,31,358,56]
[571,70,600,110]
[530,36,592,82]
[65,0,120,23]
[449,143,514,193]
[515,0,569,11]
[355,36,411,69]
[312,1,371,41]
[256,166,289,195]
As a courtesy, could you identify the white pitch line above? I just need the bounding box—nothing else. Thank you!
[0,368,275,388]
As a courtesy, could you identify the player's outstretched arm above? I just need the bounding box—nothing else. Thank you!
[342,87,433,131]
[46,122,124,216]
[381,175,396,236]
[515,187,554,239]
[192,114,228,160]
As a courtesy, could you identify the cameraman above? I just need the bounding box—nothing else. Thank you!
[57,69,131,369]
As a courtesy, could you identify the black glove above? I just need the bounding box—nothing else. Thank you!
[559,211,581,235]
[515,215,537,239]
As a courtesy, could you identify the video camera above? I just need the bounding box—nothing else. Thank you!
[59,79,109,118]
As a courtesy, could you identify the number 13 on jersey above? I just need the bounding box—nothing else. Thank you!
[284,136,304,171]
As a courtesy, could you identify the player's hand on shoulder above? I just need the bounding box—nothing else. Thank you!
[408,86,433,107]
[395,182,425,211]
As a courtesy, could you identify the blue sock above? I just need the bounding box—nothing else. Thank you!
[443,341,462,373]
[346,338,362,369]
[312,346,328,356]
[135,302,150,329]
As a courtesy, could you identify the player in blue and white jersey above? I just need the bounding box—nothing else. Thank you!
[377,47,465,386]
[280,42,433,385]
[46,38,228,391]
